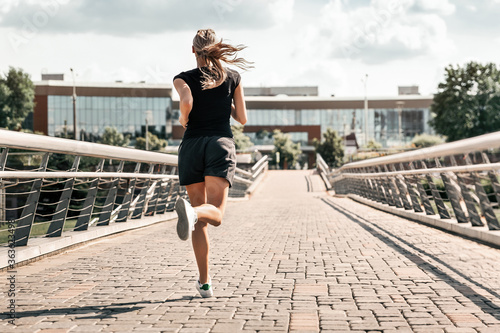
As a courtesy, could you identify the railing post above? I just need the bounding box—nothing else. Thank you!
[13,152,50,246]
[482,153,500,205]
[46,156,80,237]
[74,159,105,231]
[378,166,395,206]
[390,164,412,210]
[465,155,500,230]
[166,179,179,211]
[409,161,434,215]
[365,168,379,202]
[402,163,423,213]
[435,158,468,223]
[384,165,403,208]
[147,165,167,216]
[97,161,124,226]
[0,148,8,222]
[361,167,372,200]
[155,178,171,215]
[422,161,451,219]
[116,162,140,223]
[370,167,387,204]
[131,164,154,219]
[449,156,483,226]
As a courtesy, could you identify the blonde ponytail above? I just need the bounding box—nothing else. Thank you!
[193,29,253,90]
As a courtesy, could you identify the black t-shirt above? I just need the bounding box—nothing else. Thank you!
[174,67,241,139]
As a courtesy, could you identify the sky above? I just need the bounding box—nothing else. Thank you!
[1,0,499,98]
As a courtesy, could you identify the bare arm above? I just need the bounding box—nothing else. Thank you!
[231,83,247,125]
[173,78,193,128]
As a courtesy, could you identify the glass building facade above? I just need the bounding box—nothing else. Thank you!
[239,107,433,147]
[47,95,171,141]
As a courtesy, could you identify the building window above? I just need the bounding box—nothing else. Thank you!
[47,95,171,141]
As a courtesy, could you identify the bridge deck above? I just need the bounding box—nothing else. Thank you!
[2,170,500,332]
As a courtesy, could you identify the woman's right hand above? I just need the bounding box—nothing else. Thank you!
[179,115,188,128]
[231,83,247,125]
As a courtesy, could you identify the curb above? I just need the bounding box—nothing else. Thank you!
[0,212,177,270]
[348,194,500,248]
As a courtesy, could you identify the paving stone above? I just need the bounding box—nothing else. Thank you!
[1,171,500,332]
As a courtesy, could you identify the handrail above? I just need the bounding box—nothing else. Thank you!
[0,130,267,249]
[251,156,269,172]
[235,168,252,178]
[331,162,500,180]
[0,129,178,165]
[229,156,268,198]
[329,131,500,241]
[316,154,330,175]
[234,175,253,185]
[335,131,500,172]
[316,154,332,189]
[0,171,178,179]
[252,160,268,179]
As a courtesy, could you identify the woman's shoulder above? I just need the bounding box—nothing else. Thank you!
[173,68,200,82]
[225,68,241,85]
[226,68,240,79]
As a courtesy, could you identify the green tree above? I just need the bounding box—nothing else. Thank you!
[363,139,382,151]
[135,132,167,151]
[272,130,301,169]
[430,62,500,141]
[256,129,269,139]
[231,124,253,151]
[0,67,35,130]
[98,126,130,147]
[313,128,344,168]
[411,133,444,148]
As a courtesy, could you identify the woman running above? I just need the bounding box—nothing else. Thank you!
[173,29,251,298]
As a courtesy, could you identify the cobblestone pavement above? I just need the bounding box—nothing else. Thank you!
[2,170,500,332]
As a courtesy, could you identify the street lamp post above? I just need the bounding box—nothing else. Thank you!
[396,101,405,146]
[363,74,369,146]
[145,117,149,151]
[145,110,153,151]
[70,68,78,140]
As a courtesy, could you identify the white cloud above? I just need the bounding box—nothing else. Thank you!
[302,0,455,64]
[2,0,499,99]
[0,0,288,35]
[465,5,477,12]
[412,0,455,15]
[269,0,295,25]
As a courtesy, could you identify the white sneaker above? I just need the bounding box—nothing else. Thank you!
[175,197,197,241]
[196,277,213,298]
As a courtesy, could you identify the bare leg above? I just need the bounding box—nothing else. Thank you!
[194,176,230,227]
[185,182,209,284]
[185,176,230,285]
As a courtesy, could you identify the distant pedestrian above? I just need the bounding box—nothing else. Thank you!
[173,29,252,298]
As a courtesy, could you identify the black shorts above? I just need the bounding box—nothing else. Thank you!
[178,136,236,187]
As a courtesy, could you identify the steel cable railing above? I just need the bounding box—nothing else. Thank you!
[323,131,500,233]
[0,130,180,247]
[0,130,266,247]
[230,155,269,198]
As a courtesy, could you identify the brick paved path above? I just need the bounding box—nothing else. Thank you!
[2,170,500,332]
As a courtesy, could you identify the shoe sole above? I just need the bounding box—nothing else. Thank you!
[175,198,190,241]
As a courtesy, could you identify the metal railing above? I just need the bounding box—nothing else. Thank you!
[0,130,266,247]
[231,156,269,197]
[0,130,183,247]
[326,131,500,232]
[316,154,332,189]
